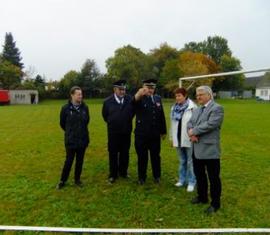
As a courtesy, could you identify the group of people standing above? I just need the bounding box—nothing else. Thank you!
[56,80,224,215]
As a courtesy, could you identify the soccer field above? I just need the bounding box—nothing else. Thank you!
[0,99,269,229]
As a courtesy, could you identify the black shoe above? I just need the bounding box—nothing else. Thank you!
[204,206,219,215]
[138,179,145,185]
[75,180,83,187]
[108,177,116,184]
[191,197,208,204]
[56,181,65,190]
[154,178,160,184]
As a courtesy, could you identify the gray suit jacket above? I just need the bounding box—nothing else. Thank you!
[187,100,224,159]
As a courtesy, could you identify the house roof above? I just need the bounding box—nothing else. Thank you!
[256,72,270,88]
[244,75,263,88]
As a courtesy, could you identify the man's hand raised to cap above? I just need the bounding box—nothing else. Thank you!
[135,87,148,100]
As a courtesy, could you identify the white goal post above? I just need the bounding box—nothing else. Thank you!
[179,68,270,88]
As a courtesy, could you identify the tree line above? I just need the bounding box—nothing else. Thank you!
[0,32,244,99]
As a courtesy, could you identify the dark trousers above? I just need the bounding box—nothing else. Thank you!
[108,133,131,178]
[60,147,86,182]
[135,134,161,181]
[192,153,222,208]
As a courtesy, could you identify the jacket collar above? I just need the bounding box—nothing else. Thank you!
[186,99,196,110]
[114,93,125,104]
[202,99,214,113]
[68,100,85,109]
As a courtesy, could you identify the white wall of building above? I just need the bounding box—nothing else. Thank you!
[255,87,270,100]
[9,90,39,104]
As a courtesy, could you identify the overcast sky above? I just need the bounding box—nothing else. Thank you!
[1,0,269,80]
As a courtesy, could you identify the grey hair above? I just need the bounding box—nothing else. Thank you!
[196,86,214,99]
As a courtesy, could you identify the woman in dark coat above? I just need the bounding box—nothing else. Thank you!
[57,86,90,189]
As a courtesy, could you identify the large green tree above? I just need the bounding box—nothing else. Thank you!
[159,51,219,94]
[58,70,80,98]
[149,42,179,77]
[0,58,21,89]
[183,36,244,91]
[77,59,100,97]
[203,36,232,64]
[57,59,100,98]
[212,55,244,91]
[106,45,157,91]
[160,59,182,94]
[182,41,205,54]
[0,33,23,88]
[2,32,24,69]
[184,35,232,65]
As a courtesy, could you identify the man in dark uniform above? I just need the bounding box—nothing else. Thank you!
[133,79,167,185]
[102,80,134,183]
[57,86,90,189]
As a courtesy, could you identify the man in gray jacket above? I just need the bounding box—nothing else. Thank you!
[187,86,224,215]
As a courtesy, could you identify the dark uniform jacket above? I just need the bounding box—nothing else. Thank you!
[60,101,90,149]
[102,94,134,134]
[133,95,167,136]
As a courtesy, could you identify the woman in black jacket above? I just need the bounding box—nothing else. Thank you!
[57,86,90,189]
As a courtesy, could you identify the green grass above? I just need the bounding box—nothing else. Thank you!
[0,99,270,229]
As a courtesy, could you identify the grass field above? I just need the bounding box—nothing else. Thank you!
[0,99,270,230]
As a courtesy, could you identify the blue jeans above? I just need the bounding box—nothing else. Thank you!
[176,147,196,186]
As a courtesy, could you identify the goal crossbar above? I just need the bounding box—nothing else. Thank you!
[179,68,270,87]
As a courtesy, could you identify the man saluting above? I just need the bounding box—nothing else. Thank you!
[102,80,134,184]
[133,79,167,185]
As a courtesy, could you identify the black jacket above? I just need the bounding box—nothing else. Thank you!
[60,101,90,149]
[133,95,167,136]
[102,94,134,134]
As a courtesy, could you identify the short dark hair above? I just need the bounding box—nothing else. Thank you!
[70,86,82,95]
[174,88,188,97]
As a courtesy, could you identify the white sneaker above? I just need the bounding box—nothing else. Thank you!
[187,184,195,192]
[175,182,184,187]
